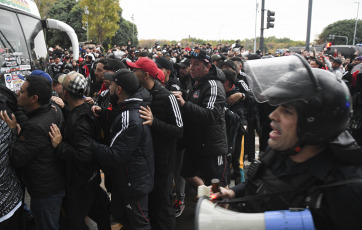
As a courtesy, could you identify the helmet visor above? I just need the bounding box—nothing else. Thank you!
[244,55,317,106]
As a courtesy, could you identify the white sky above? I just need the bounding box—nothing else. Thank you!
[119,0,360,42]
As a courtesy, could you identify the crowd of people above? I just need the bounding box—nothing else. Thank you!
[1,39,362,230]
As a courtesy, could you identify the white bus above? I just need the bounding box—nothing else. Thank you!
[0,0,79,92]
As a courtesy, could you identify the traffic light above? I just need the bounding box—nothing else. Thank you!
[267,10,275,29]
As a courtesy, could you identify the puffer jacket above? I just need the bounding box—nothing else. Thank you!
[92,87,154,198]
[11,103,65,198]
[183,65,228,156]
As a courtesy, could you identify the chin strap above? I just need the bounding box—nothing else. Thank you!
[280,141,304,156]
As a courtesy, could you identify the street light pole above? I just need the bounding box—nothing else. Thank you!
[305,0,313,52]
[353,2,360,45]
[259,0,265,53]
[254,0,259,53]
[131,14,134,44]
[84,6,89,42]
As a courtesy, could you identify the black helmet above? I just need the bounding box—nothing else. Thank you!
[245,54,352,145]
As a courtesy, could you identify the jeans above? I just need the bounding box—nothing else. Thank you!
[30,191,64,230]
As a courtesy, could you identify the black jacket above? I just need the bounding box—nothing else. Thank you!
[165,74,181,92]
[183,65,228,156]
[225,85,247,156]
[10,103,65,198]
[149,81,183,175]
[55,103,101,192]
[231,147,362,230]
[92,87,154,198]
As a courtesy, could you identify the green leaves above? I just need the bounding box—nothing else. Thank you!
[79,0,120,44]
[317,19,362,45]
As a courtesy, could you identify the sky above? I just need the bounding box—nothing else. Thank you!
[119,0,361,42]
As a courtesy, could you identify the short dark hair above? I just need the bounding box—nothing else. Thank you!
[26,75,52,106]
[222,69,237,88]
[99,58,126,72]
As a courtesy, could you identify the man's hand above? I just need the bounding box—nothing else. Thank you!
[91,105,102,117]
[212,186,236,200]
[227,92,243,105]
[139,106,153,126]
[49,123,62,148]
[51,96,64,109]
[172,91,185,107]
[0,110,17,129]
[84,97,94,105]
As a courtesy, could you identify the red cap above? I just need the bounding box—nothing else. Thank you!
[127,57,158,78]
[157,68,165,85]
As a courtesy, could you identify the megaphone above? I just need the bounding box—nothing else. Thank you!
[195,196,315,230]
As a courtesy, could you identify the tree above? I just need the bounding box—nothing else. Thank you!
[316,19,362,45]
[79,0,120,45]
[34,0,56,19]
[107,10,138,48]
[46,0,86,48]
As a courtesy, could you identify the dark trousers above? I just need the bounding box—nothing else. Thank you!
[114,194,151,230]
[31,190,64,230]
[173,148,185,202]
[64,182,110,230]
[244,119,256,161]
[0,204,24,230]
[149,173,176,230]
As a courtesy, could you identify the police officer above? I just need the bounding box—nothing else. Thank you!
[215,54,362,230]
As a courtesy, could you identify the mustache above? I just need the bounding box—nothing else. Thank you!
[270,121,281,133]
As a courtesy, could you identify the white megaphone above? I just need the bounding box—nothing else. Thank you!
[195,196,316,230]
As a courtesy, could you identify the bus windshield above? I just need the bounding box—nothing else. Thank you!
[0,8,48,91]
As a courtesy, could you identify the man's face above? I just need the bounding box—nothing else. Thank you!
[179,66,190,78]
[332,61,340,69]
[190,58,209,81]
[53,83,64,99]
[17,81,32,109]
[161,68,170,83]
[310,61,318,68]
[268,104,299,151]
[103,70,113,89]
[55,58,60,64]
[109,81,118,96]
[95,63,105,82]
[133,68,146,85]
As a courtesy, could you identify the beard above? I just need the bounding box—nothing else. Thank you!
[109,93,119,107]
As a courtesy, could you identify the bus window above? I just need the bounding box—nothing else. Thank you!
[0,9,30,90]
[18,14,48,71]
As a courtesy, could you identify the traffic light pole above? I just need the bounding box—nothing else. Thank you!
[260,0,265,54]
[305,0,313,52]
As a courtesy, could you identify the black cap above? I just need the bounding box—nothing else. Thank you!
[156,57,174,71]
[53,73,66,83]
[185,48,211,63]
[176,58,190,68]
[221,59,237,71]
[211,54,227,62]
[104,69,139,95]
[331,57,342,65]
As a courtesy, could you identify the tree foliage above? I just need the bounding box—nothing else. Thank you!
[46,0,86,48]
[34,0,56,19]
[107,11,138,48]
[78,0,120,45]
[316,19,362,45]
[139,37,305,54]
